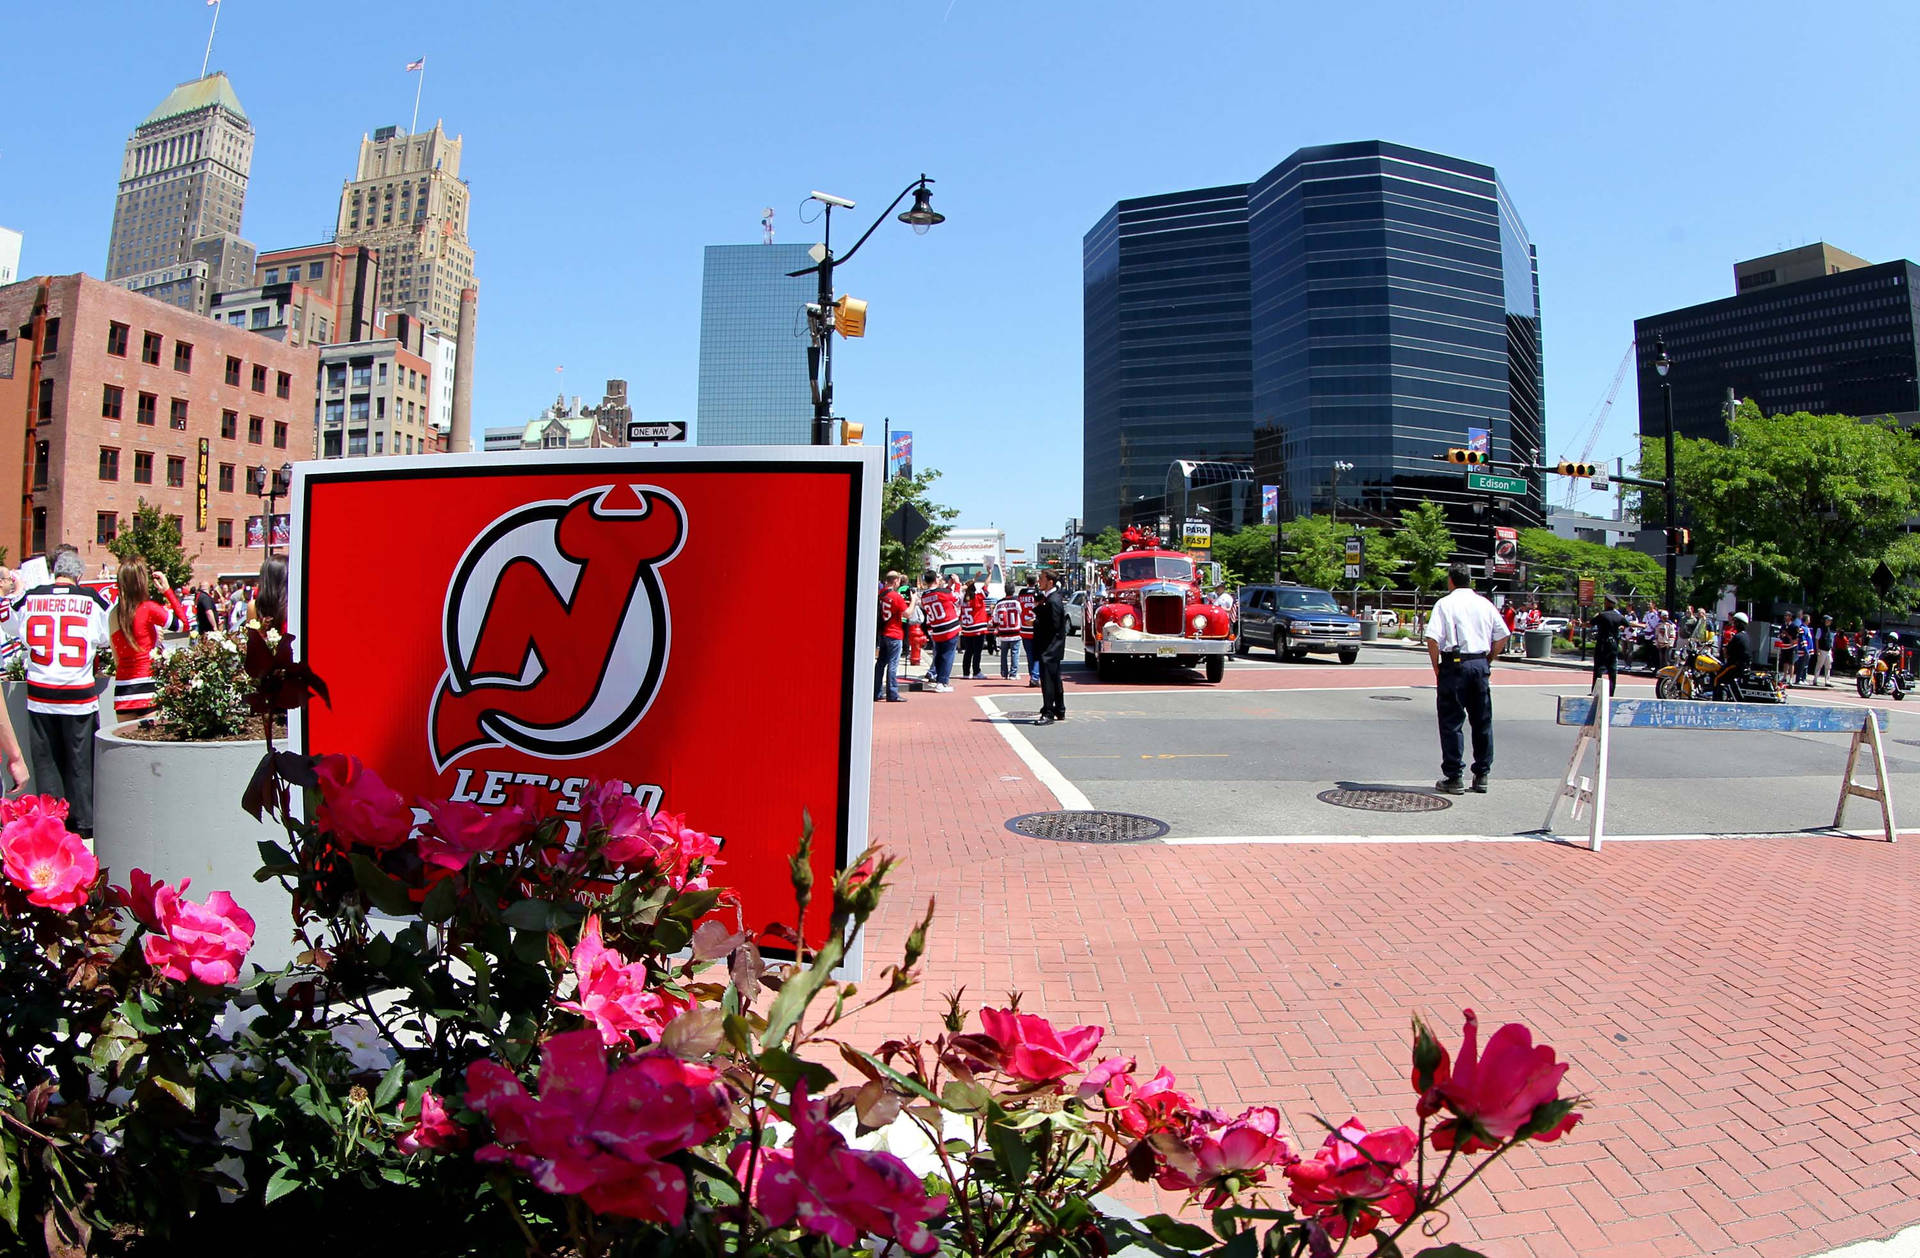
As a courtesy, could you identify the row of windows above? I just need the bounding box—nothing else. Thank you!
[97,447,267,491]
[262,261,324,285]
[95,512,244,550]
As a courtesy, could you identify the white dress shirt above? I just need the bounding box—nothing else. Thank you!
[1423,587,1512,656]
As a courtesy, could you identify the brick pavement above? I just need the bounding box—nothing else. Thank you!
[842,668,1920,1257]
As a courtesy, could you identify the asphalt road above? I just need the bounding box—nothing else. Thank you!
[990,645,1920,840]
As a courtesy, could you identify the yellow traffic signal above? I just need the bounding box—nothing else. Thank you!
[1556,461,1598,477]
[839,421,865,445]
[1446,448,1488,466]
[835,296,868,339]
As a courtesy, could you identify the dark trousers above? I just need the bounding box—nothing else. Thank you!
[874,638,903,700]
[960,636,986,677]
[1038,653,1065,717]
[30,710,98,836]
[1435,658,1492,781]
[1592,649,1618,696]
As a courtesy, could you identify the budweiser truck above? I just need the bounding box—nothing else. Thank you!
[1083,528,1233,683]
[928,528,1008,597]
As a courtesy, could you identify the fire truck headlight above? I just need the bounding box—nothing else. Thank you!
[1191,614,1207,633]
[1120,614,1135,629]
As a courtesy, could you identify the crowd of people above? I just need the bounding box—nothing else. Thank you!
[875,571,1070,721]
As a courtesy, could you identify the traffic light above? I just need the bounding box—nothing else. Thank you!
[1555,461,1598,478]
[1446,448,1488,466]
[835,296,868,338]
[838,420,865,445]
[1670,527,1692,554]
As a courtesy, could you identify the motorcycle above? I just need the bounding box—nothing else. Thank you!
[1655,649,1723,700]
[1856,654,1912,700]
[1715,667,1789,704]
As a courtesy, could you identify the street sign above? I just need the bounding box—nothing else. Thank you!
[1343,534,1363,583]
[1467,471,1528,496]
[1466,427,1490,456]
[1491,526,1518,576]
[1182,519,1211,551]
[1590,469,1609,491]
[1874,561,1896,597]
[626,421,687,443]
[1578,577,1595,604]
[884,502,928,547]
[1343,564,1362,581]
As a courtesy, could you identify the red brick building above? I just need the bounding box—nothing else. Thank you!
[0,273,317,581]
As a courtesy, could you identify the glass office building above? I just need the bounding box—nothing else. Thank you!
[696,243,817,445]
[1084,142,1544,540]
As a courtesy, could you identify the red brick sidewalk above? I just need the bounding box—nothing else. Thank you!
[841,672,1920,1258]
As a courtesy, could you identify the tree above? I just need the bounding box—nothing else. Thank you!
[1394,502,1454,608]
[878,468,959,579]
[1279,516,1344,589]
[108,499,193,588]
[1638,402,1920,619]
[1081,526,1126,563]
[1514,529,1663,602]
[1209,524,1277,587]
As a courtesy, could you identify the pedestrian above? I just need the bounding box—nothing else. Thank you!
[1018,578,1039,688]
[193,582,219,634]
[251,557,287,632]
[917,574,960,692]
[992,585,1023,678]
[1588,595,1626,697]
[1794,615,1814,685]
[1500,600,1517,655]
[15,548,111,836]
[108,560,188,722]
[873,571,907,703]
[1032,570,1068,725]
[960,582,991,679]
[1814,614,1835,687]
[1423,564,1510,795]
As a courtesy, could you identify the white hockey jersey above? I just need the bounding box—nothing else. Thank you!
[14,584,112,715]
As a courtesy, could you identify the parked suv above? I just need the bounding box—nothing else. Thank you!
[1236,584,1362,664]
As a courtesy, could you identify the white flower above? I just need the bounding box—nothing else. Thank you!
[273,1055,311,1086]
[330,1021,395,1073]
[215,1106,253,1152]
[213,1154,248,1203]
[213,1001,268,1043]
[188,677,204,690]
[829,1107,974,1180]
[265,628,282,648]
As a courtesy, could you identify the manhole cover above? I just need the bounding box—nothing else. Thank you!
[1005,811,1169,843]
[1316,788,1452,813]
[1369,695,1413,702]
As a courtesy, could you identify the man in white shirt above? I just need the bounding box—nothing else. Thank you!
[1423,564,1510,795]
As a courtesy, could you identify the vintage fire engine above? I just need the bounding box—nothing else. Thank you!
[1083,528,1233,682]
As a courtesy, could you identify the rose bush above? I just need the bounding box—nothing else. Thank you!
[0,627,1588,1256]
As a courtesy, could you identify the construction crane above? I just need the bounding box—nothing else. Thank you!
[1557,345,1633,508]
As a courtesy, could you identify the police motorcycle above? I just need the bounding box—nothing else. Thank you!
[1654,645,1723,700]
[1856,634,1913,700]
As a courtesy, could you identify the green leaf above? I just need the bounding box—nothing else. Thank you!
[760,933,845,1048]
[755,1047,836,1094]
[1138,1215,1214,1251]
[985,1118,1031,1183]
[349,855,415,916]
[373,1061,406,1110]
[257,839,293,867]
[419,876,459,924]
[263,1166,301,1205]
[500,899,559,932]
[940,1079,990,1113]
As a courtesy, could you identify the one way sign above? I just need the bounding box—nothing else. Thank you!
[626,421,687,443]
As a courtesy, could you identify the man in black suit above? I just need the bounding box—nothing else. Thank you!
[1032,570,1067,725]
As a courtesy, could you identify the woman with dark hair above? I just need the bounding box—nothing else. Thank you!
[251,557,288,630]
[109,560,188,722]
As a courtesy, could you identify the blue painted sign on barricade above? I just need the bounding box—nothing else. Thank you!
[1556,697,1886,734]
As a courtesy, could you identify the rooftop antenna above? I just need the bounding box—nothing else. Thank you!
[762,206,775,245]
[201,0,221,78]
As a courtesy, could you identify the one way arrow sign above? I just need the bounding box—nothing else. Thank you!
[627,421,687,443]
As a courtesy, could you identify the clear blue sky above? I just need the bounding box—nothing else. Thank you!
[9,2,1920,552]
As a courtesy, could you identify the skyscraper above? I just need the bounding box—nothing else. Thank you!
[695,243,816,445]
[104,73,257,314]
[1084,141,1544,539]
[333,124,475,331]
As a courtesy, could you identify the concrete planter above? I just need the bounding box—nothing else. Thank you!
[93,725,299,970]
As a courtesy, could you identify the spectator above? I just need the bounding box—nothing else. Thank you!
[1018,578,1039,688]
[193,582,219,634]
[1031,571,1068,725]
[959,582,991,680]
[992,586,1024,679]
[252,557,288,631]
[16,549,110,836]
[1423,565,1510,795]
[1813,614,1835,688]
[874,572,908,703]
[108,560,188,722]
[1589,595,1627,697]
[917,574,961,692]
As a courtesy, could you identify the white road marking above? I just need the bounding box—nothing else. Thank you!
[973,697,1092,810]
[1159,829,1918,847]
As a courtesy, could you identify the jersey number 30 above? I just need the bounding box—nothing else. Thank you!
[25,615,91,668]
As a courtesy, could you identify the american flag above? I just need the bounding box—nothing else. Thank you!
[405,58,426,72]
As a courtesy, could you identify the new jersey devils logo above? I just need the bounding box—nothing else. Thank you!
[429,484,687,771]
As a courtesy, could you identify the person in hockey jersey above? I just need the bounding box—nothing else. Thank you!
[917,573,962,692]
[15,549,111,836]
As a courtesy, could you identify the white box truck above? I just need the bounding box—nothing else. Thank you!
[928,528,1008,597]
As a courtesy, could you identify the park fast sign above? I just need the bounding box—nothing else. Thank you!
[288,447,882,957]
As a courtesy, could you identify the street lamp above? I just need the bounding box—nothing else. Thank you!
[1654,336,1677,614]
[788,176,944,446]
[1330,460,1354,528]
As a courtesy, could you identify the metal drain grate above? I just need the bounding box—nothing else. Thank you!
[1369,695,1414,702]
[1316,788,1452,813]
[1006,811,1169,843]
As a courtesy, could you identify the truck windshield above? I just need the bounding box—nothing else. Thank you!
[1277,590,1344,614]
[1115,556,1194,583]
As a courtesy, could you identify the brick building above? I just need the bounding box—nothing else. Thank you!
[0,274,317,580]
[317,336,434,458]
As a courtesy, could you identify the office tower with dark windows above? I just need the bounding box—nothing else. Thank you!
[1633,243,1920,442]
[105,73,257,314]
[1083,141,1544,540]
[695,243,817,445]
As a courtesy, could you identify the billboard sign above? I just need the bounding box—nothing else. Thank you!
[1261,485,1278,525]
[1183,519,1211,551]
[1491,525,1519,576]
[289,448,882,959]
[888,430,912,481]
[1467,426,1490,456]
[196,439,211,531]
[247,514,291,549]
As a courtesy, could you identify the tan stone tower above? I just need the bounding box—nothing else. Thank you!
[333,122,476,332]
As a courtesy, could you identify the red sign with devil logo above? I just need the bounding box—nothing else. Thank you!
[289,448,882,958]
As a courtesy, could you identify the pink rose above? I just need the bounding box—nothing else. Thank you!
[978,1007,1103,1084]
[396,1089,463,1155]
[1102,1064,1197,1137]
[141,886,255,984]
[555,914,689,1047]
[1077,1054,1135,1102]
[733,1080,948,1255]
[108,868,190,930]
[417,798,530,871]
[1158,1105,1298,1208]
[1,813,98,912]
[0,794,67,825]
[1428,1009,1582,1154]
[1284,1119,1418,1240]
[314,754,415,852]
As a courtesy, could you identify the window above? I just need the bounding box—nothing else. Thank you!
[133,451,154,484]
[101,385,123,419]
[348,432,368,456]
[273,421,288,449]
[137,392,157,426]
[251,364,267,393]
[32,442,48,490]
[327,364,346,391]
[323,430,342,458]
[96,513,118,546]
[107,322,129,357]
[41,318,60,355]
[36,379,54,420]
[221,409,238,439]
[217,519,233,548]
[349,399,370,423]
[167,515,183,539]
[225,355,242,385]
[218,462,235,492]
[30,509,43,558]
[141,331,162,365]
[351,364,371,388]
[377,362,388,384]
[308,260,324,280]
[98,447,120,481]
[173,341,192,372]
[169,398,188,430]
[325,401,344,424]
[251,308,269,330]
[376,397,386,420]
[275,371,291,399]
[374,432,385,455]
[165,455,186,488]
[247,415,264,444]
[264,268,279,285]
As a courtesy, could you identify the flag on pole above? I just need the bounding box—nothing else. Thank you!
[405,58,426,72]
[207,1,219,7]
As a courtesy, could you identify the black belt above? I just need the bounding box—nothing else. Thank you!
[1440,652,1475,665]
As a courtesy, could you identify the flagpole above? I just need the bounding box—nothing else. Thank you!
[409,61,425,135]
[201,0,221,78]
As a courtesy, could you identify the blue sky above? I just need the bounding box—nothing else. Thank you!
[8,1,1920,552]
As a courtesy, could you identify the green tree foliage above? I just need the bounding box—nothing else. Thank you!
[1279,516,1344,589]
[1514,529,1663,601]
[1393,502,1454,603]
[1639,402,1920,618]
[878,468,959,579]
[1209,524,1277,586]
[1080,526,1126,563]
[107,499,194,588]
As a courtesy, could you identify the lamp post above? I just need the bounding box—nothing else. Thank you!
[1330,459,1353,528]
[1654,336,1677,615]
[788,177,944,446]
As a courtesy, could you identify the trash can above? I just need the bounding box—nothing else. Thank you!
[1359,619,1379,642]
[1525,628,1553,660]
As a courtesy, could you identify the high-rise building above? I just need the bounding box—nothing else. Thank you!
[333,124,475,331]
[315,336,435,459]
[695,243,816,445]
[104,73,257,314]
[1084,141,1544,541]
[1634,244,1920,441]
[0,229,20,286]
